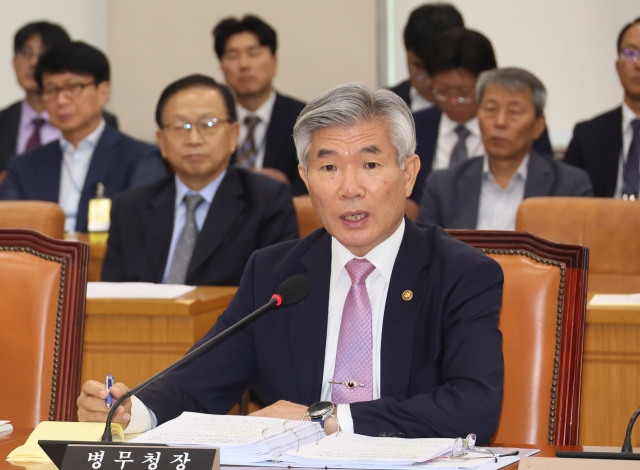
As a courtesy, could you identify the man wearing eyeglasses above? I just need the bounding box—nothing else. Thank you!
[100,74,298,286]
[407,28,553,216]
[0,22,119,176]
[0,41,165,232]
[564,17,640,198]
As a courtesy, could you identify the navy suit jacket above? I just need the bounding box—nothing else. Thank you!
[411,107,554,203]
[0,99,119,172]
[388,79,412,108]
[101,168,299,286]
[0,125,166,232]
[417,151,593,229]
[563,107,622,197]
[233,93,307,196]
[137,220,504,442]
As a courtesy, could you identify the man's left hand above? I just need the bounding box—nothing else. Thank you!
[249,400,307,420]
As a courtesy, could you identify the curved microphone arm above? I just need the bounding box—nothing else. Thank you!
[621,406,640,453]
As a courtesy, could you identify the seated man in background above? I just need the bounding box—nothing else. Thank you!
[0,21,118,174]
[101,74,298,286]
[79,83,504,443]
[418,68,593,229]
[409,28,553,214]
[0,41,165,233]
[212,15,307,195]
[564,17,640,198]
[389,3,464,112]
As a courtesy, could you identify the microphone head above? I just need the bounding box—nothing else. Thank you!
[274,275,311,306]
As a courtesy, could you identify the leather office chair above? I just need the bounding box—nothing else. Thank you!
[0,229,89,427]
[0,201,65,240]
[516,197,640,293]
[293,196,322,238]
[450,230,588,446]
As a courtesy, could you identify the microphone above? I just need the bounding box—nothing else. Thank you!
[621,406,640,453]
[101,274,311,441]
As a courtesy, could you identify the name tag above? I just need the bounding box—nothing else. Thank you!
[88,197,112,232]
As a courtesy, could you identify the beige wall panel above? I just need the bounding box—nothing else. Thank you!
[108,0,378,142]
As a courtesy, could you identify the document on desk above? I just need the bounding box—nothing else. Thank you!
[589,293,640,306]
[86,282,196,299]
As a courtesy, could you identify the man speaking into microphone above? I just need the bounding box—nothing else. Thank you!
[78,83,504,442]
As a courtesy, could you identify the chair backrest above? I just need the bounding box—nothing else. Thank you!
[516,197,640,293]
[293,196,322,238]
[449,230,588,446]
[0,229,89,427]
[0,201,65,240]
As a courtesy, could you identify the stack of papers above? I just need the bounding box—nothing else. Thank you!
[86,282,196,299]
[589,293,640,306]
[130,413,325,464]
[0,420,11,433]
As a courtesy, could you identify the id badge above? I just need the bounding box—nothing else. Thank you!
[88,197,111,232]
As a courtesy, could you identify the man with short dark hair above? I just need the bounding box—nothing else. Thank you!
[0,41,165,232]
[388,3,464,112]
[418,68,592,229]
[0,22,118,173]
[101,74,298,286]
[212,15,307,195]
[564,17,640,198]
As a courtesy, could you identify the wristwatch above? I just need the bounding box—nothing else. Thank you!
[303,401,337,430]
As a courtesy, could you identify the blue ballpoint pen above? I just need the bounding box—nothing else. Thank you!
[105,374,115,409]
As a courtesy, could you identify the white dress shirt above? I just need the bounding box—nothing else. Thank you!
[16,100,60,154]
[126,219,406,435]
[161,172,227,283]
[235,91,277,169]
[58,119,106,232]
[476,155,529,231]
[409,86,433,113]
[432,113,484,170]
[614,102,640,198]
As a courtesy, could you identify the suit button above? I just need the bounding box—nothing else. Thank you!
[388,433,396,438]
[398,433,407,438]
[378,432,386,437]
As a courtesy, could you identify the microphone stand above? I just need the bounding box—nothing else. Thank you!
[621,406,640,453]
[101,296,278,441]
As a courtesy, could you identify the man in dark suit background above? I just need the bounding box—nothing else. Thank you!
[0,41,165,232]
[0,21,118,175]
[409,28,554,216]
[418,68,592,229]
[101,74,298,286]
[212,15,307,195]
[388,3,464,112]
[79,83,504,443]
[564,17,640,198]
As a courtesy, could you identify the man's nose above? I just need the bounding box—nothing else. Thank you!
[338,167,365,198]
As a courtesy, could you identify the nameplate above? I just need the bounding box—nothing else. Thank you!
[61,444,219,470]
[521,456,640,469]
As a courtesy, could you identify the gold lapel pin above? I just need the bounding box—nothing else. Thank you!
[402,290,413,301]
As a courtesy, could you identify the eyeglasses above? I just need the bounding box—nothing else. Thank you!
[42,82,96,101]
[619,48,640,63]
[432,88,475,104]
[163,118,232,138]
[16,47,42,61]
[450,434,519,463]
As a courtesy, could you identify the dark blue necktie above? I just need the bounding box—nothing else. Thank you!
[622,119,640,198]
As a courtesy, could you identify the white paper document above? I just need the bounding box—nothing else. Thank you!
[86,282,196,299]
[589,293,640,306]
[0,420,12,433]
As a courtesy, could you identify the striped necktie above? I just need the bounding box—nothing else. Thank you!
[236,115,261,168]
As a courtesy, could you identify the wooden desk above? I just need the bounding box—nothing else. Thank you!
[580,296,640,447]
[64,232,108,281]
[81,286,237,388]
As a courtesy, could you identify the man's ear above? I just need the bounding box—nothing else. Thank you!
[298,164,309,190]
[403,154,421,198]
[533,114,546,140]
[156,129,167,160]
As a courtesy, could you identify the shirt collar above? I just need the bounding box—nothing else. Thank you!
[174,169,227,210]
[622,101,640,130]
[482,154,530,183]
[59,119,106,153]
[409,86,433,111]
[236,90,277,126]
[20,100,52,127]
[331,218,405,286]
[440,112,481,137]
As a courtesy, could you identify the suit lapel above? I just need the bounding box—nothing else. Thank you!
[0,102,21,162]
[380,220,431,399]
[455,159,483,228]
[603,108,623,196]
[524,151,554,197]
[422,108,441,170]
[142,178,176,282]
[187,168,244,279]
[262,94,286,169]
[75,126,120,231]
[36,143,63,202]
[288,231,332,401]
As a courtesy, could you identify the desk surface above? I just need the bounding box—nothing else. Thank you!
[0,428,557,470]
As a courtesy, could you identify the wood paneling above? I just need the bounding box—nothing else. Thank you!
[64,232,107,282]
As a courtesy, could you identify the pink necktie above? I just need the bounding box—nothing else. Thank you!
[25,118,45,152]
[332,258,376,404]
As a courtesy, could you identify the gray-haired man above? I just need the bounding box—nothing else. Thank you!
[418,67,593,230]
[78,83,504,443]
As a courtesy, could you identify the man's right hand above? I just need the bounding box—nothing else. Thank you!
[77,380,132,428]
